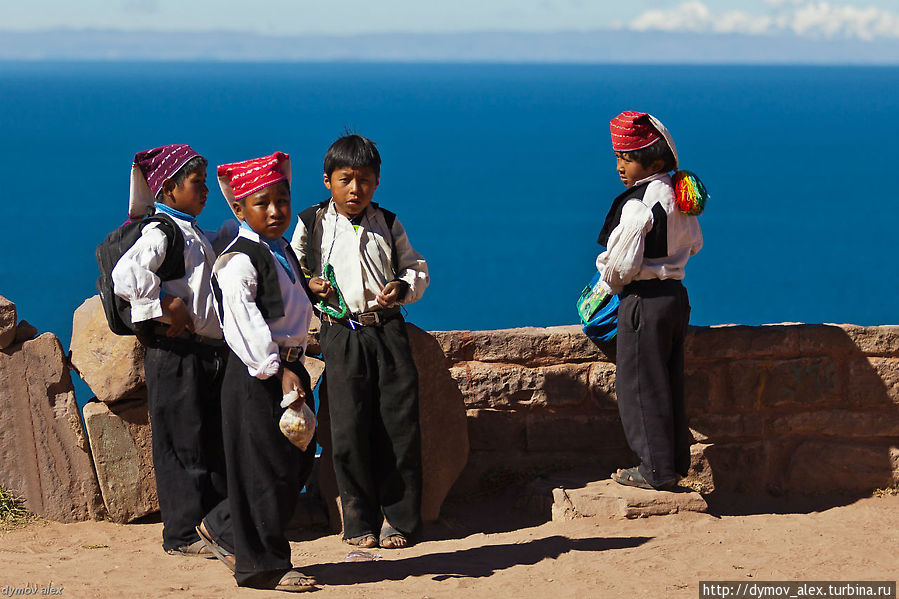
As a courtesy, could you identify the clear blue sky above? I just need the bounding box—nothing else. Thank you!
[4,0,899,40]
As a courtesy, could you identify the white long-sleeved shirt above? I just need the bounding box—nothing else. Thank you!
[290,200,429,314]
[214,227,314,379]
[596,172,703,295]
[111,216,237,339]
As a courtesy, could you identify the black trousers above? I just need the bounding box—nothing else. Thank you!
[615,278,691,487]
[320,316,422,539]
[203,353,316,588]
[143,339,227,551]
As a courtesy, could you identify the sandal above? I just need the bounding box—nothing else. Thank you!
[165,539,213,557]
[379,522,409,549]
[611,467,675,490]
[271,569,317,593]
[344,533,378,548]
[195,523,236,572]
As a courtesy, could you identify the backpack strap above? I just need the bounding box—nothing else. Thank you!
[297,199,331,241]
[146,212,186,281]
[371,202,400,278]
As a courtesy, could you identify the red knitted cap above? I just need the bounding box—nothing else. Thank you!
[217,152,290,202]
[610,111,662,152]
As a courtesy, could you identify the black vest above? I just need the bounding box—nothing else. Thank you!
[212,236,313,321]
[597,181,668,259]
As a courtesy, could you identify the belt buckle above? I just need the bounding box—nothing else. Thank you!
[283,346,303,362]
[358,312,380,326]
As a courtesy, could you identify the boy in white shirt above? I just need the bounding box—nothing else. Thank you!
[597,112,703,491]
[291,134,429,549]
[196,152,317,593]
[111,144,228,557]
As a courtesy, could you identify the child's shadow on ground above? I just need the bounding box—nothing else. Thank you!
[304,534,650,586]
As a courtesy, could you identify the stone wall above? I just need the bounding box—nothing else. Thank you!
[432,324,899,497]
[7,290,896,525]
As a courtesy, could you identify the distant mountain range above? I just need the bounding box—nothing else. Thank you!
[2,29,899,64]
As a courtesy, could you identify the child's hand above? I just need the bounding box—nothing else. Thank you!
[309,277,333,300]
[377,280,408,308]
[277,366,306,410]
[161,296,194,337]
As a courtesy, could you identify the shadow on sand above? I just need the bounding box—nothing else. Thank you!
[303,534,650,586]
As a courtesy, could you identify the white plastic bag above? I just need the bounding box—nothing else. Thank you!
[278,389,316,451]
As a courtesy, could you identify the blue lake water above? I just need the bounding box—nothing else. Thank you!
[0,61,896,403]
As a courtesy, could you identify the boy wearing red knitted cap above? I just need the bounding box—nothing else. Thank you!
[195,152,318,592]
[597,112,703,490]
[112,144,232,557]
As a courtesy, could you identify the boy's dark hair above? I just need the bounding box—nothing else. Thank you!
[323,134,381,178]
[622,140,677,174]
[155,155,209,201]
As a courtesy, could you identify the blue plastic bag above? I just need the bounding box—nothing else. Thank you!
[576,271,619,342]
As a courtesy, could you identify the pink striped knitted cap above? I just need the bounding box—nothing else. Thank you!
[128,144,201,219]
[134,144,200,197]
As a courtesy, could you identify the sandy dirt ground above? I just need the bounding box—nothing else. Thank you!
[2,492,897,599]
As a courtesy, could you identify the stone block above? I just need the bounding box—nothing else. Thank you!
[784,441,899,494]
[547,479,708,520]
[82,399,158,522]
[466,409,526,451]
[725,358,840,411]
[686,324,800,361]
[692,441,769,494]
[70,295,146,404]
[847,358,899,407]
[305,356,325,391]
[525,411,627,452]
[684,362,729,415]
[587,361,618,409]
[797,324,865,357]
[839,325,899,357]
[452,450,606,497]
[449,361,591,409]
[0,333,105,522]
[449,362,542,409]
[14,320,38,344]
[317,324,469,529]
[433,325,611,367]
[762,358,841,408]
[0,295,16,349]
[768,410,899,439]
[688,413,764,442]
[305,314,322,357]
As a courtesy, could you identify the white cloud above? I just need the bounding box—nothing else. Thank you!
[630,1,899,40]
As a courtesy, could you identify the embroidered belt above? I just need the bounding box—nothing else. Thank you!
[321,306,402,328]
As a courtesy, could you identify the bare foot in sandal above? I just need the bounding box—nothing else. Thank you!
[344,533,378,548]
[379,522,409,549]
[272,569,317,593]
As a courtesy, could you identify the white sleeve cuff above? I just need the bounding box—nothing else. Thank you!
[130,297,162,322]
[249,353,281,380]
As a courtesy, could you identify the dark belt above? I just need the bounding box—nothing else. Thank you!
[621,278,685,298]
[146,323,226,348]
[279,346,305,362]
[321,306,402,328]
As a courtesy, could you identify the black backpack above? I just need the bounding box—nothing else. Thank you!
[298,200,399,276]
[95,213,185,335]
